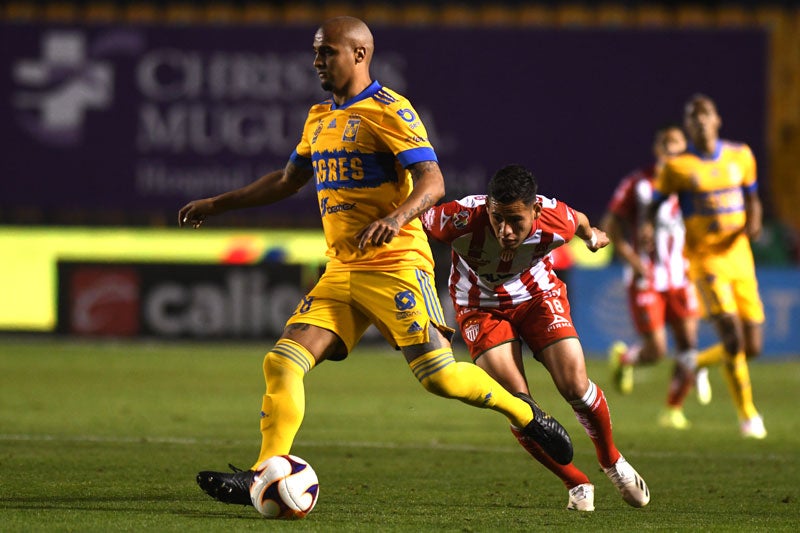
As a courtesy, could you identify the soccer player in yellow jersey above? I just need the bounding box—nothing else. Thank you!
[649,94,767,439]
[179,16,572,509]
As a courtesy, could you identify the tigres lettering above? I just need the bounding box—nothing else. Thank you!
[314,156,364,183]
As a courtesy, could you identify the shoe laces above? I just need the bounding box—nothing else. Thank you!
[570,484,591,500]
[606,458,634,486]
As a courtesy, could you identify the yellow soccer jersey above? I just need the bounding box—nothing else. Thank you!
[290,81,437,273]
[654,140,757,274]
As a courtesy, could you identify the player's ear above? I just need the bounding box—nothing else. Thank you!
[354,46,366,64]
[532,201,543,219]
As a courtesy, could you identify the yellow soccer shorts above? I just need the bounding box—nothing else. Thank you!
[692,270,765,323]
[286,268,453,356]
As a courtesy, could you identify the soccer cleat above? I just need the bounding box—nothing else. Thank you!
[608,341,633,394]
[658,407,691,430]
[740,414,767,439]
[515,392,574,465]
[196,464,256,505]
[567,483,595,512]
[695,367,712,405]
[603,456,650,508]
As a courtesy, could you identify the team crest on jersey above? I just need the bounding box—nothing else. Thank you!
[311,119,324,144]
[452,210,470,229]
[342,117,361,142]
[463,322,480,342]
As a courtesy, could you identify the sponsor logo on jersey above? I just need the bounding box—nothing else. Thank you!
[394,290,416,311]
[396,108,417,122]
[439,212,452,230]
[327,118,337,129]
[453,210,470,229]
[342,117,361,142]
[396,310,422,320]
[546,313,572,332]
[372,89,397,105]
[407,321,423,333]
[320,196,356,217]
[311,119,324,144]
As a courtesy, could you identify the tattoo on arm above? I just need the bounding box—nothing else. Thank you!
[405,161,441,222]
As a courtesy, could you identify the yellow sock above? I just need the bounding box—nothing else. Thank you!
[721,351,758,421]
[252,339,315,469]
[408,348,533,428]
[696,343,727,367]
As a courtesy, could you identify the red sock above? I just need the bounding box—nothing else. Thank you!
[570,381,620,468]
[510,426,590,489]
[666,361,693,408]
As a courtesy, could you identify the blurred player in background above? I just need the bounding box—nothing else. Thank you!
[601,125,711,430]
[179,16,573,509]
[647,94,767,439]
[423,164,650,512]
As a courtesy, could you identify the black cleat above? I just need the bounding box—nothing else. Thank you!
[196,464,256,506]
[516,392,574,465]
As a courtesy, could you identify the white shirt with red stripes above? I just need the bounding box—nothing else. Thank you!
[607,166,689,291]
[422,194,576,309]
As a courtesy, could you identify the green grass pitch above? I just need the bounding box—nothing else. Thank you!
[1,338,798,531]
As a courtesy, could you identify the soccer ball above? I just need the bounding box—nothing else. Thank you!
[249,455,319,519]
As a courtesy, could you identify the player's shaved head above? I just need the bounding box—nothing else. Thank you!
[317,16,374,60]
[684,93,717,117]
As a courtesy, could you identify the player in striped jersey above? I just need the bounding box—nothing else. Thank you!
[179,16,572,509]
[423,164,650,511]
[601,125,710,430]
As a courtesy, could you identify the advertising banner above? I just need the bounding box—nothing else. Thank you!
[1,23,766,225]
[569,265,800,359]
[57,261,307,338]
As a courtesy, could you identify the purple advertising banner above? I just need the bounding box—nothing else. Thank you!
[1,23,766,226]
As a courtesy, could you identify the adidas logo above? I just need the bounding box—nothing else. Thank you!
[407,321,423,333]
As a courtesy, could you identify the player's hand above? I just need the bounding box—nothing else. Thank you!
[584,227,609,252]
[178,199,215,228]
[631,257,649,279]
[637,221,655,253]
[356,216,400,249]
[746,218,762,241]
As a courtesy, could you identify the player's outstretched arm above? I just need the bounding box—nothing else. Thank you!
[178,161,313,228]
[575,210,609,252]
[600,211,647,277]
[356,160,445,249]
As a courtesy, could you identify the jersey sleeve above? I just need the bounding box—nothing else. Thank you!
[538,197,579,243]
[608,174,637,218]
[293,105,325,160]
[653,160,678,199]
[741,144,757,192]
[421,197,481,244]
[378,97,438,167]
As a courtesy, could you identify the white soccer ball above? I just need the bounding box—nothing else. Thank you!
[249,454,319,519]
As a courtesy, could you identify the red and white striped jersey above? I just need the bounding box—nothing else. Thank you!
[607,165,689,291]
[422,195,577,308]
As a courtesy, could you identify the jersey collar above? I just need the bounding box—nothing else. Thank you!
[687,140,722,160]
[330,80,381,110]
